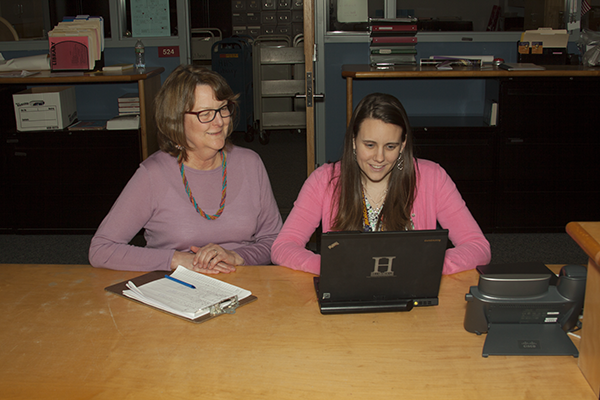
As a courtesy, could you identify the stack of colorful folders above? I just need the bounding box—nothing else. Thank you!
[369,17,418,67]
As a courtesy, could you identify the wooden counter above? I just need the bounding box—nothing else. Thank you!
[0,263,595,400]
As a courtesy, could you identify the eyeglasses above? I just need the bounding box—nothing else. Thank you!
[185,103,234,123]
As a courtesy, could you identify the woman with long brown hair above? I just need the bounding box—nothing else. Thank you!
[272,93,490,275]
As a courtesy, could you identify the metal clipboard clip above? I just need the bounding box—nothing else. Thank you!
[208,295,240,316]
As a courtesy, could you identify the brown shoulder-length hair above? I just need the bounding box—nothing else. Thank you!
[331,92,417,232]
[155,65,240,162]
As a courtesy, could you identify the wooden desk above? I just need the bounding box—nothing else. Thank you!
[342,64,600,125]
[0,67,164,159]
[567,221,600,397]
[0,264,594,399]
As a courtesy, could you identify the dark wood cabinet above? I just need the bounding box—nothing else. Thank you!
[0,68,163,232]
[495,77,600,231]
[413,122,496,232]
[2,129,140,232]
[0,84,25,232]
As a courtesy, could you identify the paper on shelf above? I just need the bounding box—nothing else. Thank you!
[430,55,495,62]
[103,63,134,72]
[0,54,50,71]
[0,70,40,77]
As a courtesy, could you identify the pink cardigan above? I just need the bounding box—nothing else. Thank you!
[271,159,491,275]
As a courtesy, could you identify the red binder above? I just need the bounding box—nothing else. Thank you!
[371,36,417,45]
[371,24,417,32]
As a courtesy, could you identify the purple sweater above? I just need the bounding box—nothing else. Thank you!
[271,159,491,275]
[89,146,282,271]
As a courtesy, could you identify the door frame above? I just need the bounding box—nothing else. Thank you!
[303,0,316,176]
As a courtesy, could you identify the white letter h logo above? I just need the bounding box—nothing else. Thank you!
[370,256,396,277]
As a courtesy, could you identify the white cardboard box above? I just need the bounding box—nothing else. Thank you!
[13,86,77,131]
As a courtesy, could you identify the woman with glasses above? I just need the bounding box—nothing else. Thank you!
[272,92,490,275]
[89,65,282,273]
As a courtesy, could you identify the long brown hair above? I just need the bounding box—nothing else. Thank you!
[155,65,240,162]
[331,93,417,231]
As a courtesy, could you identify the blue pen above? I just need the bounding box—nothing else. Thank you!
[164,275,196,289]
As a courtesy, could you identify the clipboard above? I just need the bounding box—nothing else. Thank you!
[105,271,258,323]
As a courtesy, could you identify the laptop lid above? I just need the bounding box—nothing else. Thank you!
[316,229,449,314]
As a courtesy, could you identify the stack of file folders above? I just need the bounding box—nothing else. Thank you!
[369,17,418,67]
[48,15,104,71]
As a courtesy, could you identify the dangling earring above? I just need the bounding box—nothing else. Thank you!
[353,148,357,161]
[397,152,404,171]
[175,144,184,151]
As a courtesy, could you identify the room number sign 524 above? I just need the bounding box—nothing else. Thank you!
[159,46,180,58]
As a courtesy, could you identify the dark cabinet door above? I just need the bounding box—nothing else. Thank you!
[0,85,25,232]
[499,77,600,144]
[413,125,496,232]
[4,129,140,232]
[496,77,600,231]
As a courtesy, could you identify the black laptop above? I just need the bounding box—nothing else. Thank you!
[314,229,449,314]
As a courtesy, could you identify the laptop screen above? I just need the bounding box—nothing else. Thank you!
[317,229,448,313]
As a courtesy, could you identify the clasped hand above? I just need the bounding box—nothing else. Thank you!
[171,244,242,274]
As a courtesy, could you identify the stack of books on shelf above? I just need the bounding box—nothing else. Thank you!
[369,17,418,67]
[118,93,140,115]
